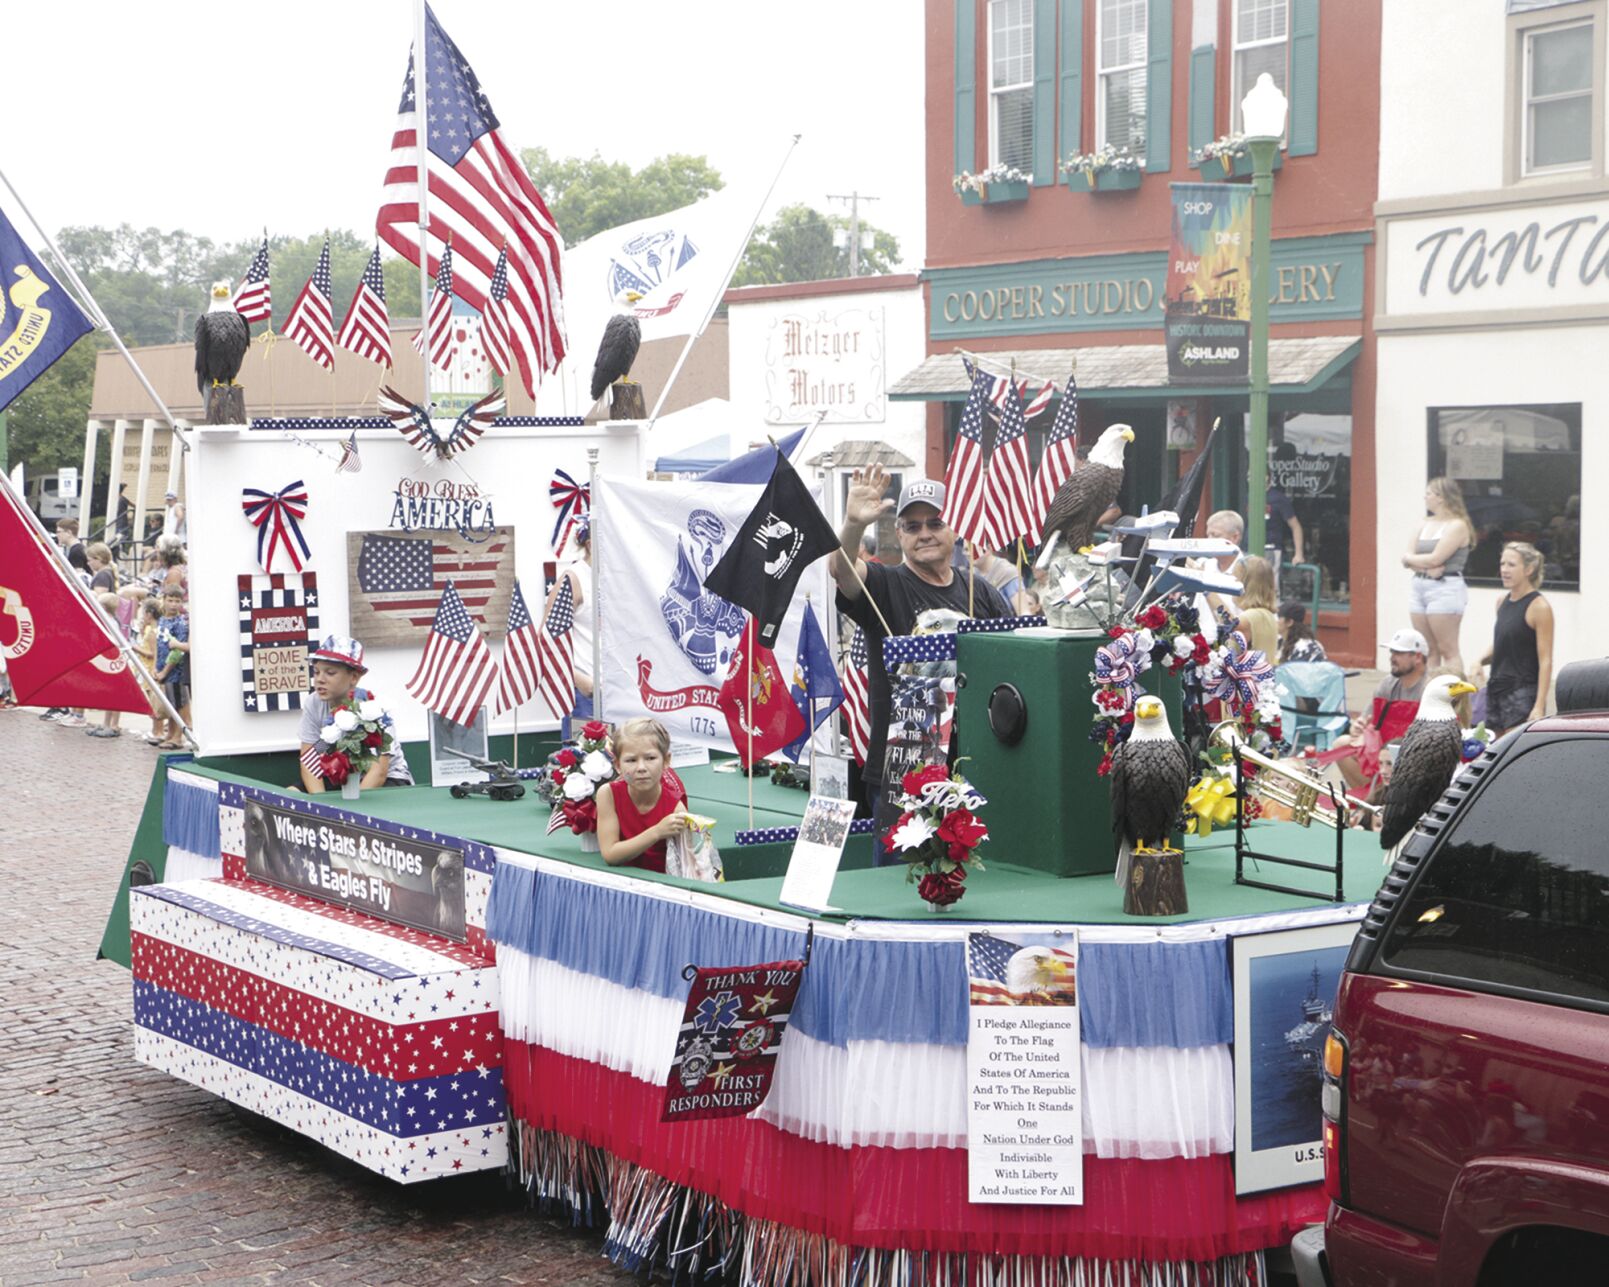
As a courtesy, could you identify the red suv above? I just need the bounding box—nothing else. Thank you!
[1296,670,1609,1286]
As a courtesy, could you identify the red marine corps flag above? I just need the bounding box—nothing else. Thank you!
[0,473,152,715]
[716,618,806,767]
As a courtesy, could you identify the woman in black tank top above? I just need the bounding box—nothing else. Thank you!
[1476,541,1555,734]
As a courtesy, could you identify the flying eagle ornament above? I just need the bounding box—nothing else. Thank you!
[1042,423,1134,552]
[194,281,250,395]
[590,289,644,402]
[1379,673,1478,860]
[377,385,505,462]
[1109,693,1192,915]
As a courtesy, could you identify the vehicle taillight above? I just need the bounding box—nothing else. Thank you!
[1322,1032,1347,1204]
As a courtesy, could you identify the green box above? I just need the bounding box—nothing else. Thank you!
[955,630,1182,878]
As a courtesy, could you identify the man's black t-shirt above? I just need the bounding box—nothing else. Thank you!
[836,560,1012,785]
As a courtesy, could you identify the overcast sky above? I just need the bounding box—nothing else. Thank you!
[5,1,926,268]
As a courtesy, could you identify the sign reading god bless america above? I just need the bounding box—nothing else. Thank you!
[238,573,319,713]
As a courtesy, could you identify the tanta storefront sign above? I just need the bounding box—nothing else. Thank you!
[928,233,1367,339]
[1383,198,1609,320]
[762,306,885,423]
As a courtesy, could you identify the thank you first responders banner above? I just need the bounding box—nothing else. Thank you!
[662,957,807,1121]
[1165,183,1251,384]
[243,794,466,941]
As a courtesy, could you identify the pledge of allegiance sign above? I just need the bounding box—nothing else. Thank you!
[1165,183,1252,385]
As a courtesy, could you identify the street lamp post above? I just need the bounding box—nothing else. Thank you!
[1241,73,1288,560]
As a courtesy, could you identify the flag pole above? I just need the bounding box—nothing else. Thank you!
[746,621,755,831]
[645,134,802,433]
[587,446,602,721]
[413,0,434,417]
[0,165,188,448]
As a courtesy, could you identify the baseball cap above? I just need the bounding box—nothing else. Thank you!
[1382,627,1428,656]
[164,490,178,501]
[310,634,368,674]
[896,479,947,517]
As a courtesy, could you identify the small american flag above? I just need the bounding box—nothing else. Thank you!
[414,244,456,369]
[283,239,335,370]
[941,364,993,545]
[233,235,271,324]
[1030,373,1080,541]
[377,8,566,397]
[983,378,1035,546]
[535,575,577,722]
[299,743,324,778]
[988,372,1053,422]
[405,580,497,726]
[968,932,1019,1004]
[494,579,540,715]
[480,246,512,380]
[336,429,362,474]
[338,245,392,368]
[842,627,871,766]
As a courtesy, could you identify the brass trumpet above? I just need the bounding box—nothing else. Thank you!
[1208,721,1379,828]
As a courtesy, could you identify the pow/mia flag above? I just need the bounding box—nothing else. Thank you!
[703,449,838,646]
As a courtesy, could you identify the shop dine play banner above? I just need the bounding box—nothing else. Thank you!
[662,959,807,1121]
[1165,182,1252,384]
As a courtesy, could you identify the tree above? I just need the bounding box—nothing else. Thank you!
[731,203,901,288]
[5,339,100,477]
[521,148,724,246]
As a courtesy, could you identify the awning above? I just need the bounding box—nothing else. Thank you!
[889,337,1361,402]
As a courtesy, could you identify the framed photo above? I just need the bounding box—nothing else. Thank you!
[780,795,858,913]
[429,707,488,788]
[1230,918,1360,1195]
[812,752,850,801]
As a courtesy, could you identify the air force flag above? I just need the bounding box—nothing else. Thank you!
[0,208,93,413]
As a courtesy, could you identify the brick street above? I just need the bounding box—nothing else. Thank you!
[0,711,633,1287]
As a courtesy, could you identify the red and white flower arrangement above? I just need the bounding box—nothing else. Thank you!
[543,720,616,836]
[315,696,395,787]
[883,763,989,909]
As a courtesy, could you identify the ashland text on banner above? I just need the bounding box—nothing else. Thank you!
[1165,182,1252,385]
[0,473,149,713]
[702,449,838,648]
[0,205,94,413]
[717,617,808,766]
[346,528,515,648]
[376,3,566,396]
[593,476,813,754]
[662,957,807,1122]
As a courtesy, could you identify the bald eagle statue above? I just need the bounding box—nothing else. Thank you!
[1042,423,1134,553]
[194,280,250,395]
[590,289,645,402]
[1379,674,1478,859]
[1110,694,1192,912]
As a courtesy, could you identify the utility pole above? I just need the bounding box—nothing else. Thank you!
[827,191,879,276]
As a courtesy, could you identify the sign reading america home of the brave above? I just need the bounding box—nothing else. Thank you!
[927,232,1368,341]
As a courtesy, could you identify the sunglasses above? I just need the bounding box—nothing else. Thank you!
[898,517,948,534]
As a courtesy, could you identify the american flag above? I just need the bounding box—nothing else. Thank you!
[968,933,1019,1004]
[405,580,497,726]
[233,235,271,324]
[494,579,540,715]
[413,243,456,369]
[842,627,871,766]
[338,246,392,368]
[983,378,1035,546]
[283,239,335,370]
[376,7,566,397]
[1030,373,1080,540]
[479,245,512,380]
[988,373,1053,422]
[534,574,577,722]
[351,530,512,638]
[940,365,993,545]
[299,743,323,778]
[336,429,363,474]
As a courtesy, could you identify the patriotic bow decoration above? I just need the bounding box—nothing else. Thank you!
[549,468,590,556]
[1203,633,1274,708]
[1092,629,1152,694]
[241,481,312,573]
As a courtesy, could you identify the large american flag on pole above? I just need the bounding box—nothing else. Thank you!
[983,379,1035,546]
[338,245,392,368]
[534,574,577,722]
[941,364,994,546]
[413,244,456,369]
[842,626,871,766]
[233,235,271,324]
[1030,373,1080,541]
[405,581,498,726]
[494,579,540,715]
[479,245,513,381]
[283,239,335,370]
[377,5,566,398]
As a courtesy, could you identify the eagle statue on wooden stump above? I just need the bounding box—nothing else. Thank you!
[1110,693,1192,915]
[1379,674,1478,861]
[194,280,250,420]
[590,288,645,407]
[1042,423,1134,552]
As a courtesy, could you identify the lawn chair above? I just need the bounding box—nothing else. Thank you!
[1276,660,1350,752]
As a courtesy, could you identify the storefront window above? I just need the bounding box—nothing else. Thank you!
[989,0,1035,172]
[1233,0,1290,137]
[1428,404,1581,590]
[1270,413,1352,614]
[1097,0,1148,154]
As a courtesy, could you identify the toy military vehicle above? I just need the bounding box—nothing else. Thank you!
[448,755,527,801]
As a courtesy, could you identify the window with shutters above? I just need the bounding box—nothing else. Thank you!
[1233,0,1290,137]
[1096,0,1148,153]
[989,0,1035,173]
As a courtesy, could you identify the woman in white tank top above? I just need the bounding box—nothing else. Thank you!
[1400,476,1473,672]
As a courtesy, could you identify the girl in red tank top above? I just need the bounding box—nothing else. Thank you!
[596,718,688,873]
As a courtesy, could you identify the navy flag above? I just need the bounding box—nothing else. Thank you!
[702,449,838,648]
[0,208,94,413]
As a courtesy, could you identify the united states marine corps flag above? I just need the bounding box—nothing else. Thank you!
[0,206,94,412]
